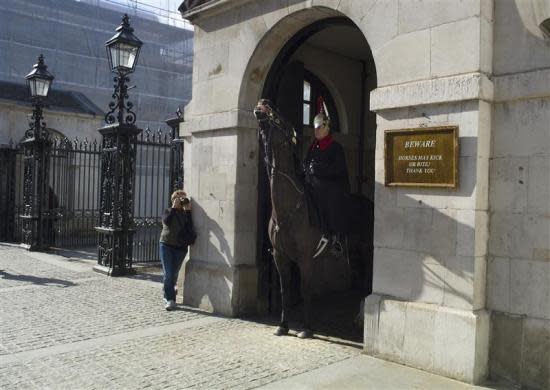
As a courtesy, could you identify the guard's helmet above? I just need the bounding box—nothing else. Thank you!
[313,112,330,130]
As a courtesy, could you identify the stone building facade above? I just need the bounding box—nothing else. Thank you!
[0,81,104,144]
[177,0,550,387]
[0,0,194,143]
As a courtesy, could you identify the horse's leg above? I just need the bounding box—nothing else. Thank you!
[297,258,314,339]
[273,250,291,336]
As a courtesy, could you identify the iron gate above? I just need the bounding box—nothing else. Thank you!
[0,128,183,264]
[0,143,17,242]
[133,128,183,263]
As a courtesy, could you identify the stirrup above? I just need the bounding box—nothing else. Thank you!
[330,235,344,256]
[313,235,329,259]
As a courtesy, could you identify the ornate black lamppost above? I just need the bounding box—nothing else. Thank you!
[94,14,143,276]
[165,107,185,200]
[20,54,55,250]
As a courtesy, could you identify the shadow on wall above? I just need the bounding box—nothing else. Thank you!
[193,200,233,265]
[182,200,232,314]
[492,0,550,77]
[513,0,550,40]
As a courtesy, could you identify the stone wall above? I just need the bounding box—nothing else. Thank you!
[362,0,493,384]
[181,126,259,315]
[366,93,492,383]
[487,1,550,388]
[371,98,491,311]
[178,0,548,385]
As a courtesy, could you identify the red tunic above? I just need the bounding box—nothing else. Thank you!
[311,134,334,151]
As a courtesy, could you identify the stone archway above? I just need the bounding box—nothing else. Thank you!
[181,4,387,321]
[238,8,373,113]
[238,11,378,340]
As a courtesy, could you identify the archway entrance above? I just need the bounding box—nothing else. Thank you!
[257,16,377,343]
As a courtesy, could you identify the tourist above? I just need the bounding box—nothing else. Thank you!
[159,190,196,310]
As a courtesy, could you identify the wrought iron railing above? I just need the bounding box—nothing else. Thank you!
[133,128,176,263]
[0,127,183,264]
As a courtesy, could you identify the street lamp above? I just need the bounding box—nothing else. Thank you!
[25,54,54,139]
[95,14,143,276]
[104,14,142,125]
[165,107,185,196]
[26,54,54,99]
[21,54,55,251]
[106,14,143,74]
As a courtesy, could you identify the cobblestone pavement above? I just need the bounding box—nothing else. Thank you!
[0,245,361,389]
[0,248,204,356]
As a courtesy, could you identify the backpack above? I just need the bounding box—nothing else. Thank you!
[176,213,197,246]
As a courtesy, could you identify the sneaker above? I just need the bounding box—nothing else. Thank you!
[164,300,176,311]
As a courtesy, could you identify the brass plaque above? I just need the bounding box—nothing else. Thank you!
[385,126,459,188]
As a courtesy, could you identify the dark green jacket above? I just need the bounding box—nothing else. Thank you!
[159,208,193,249]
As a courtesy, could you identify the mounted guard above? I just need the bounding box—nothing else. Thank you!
[254,99,357,339]
[303,112,351,256]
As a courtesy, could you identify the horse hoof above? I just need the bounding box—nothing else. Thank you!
[274,326,289,336]
[297,329,313,339]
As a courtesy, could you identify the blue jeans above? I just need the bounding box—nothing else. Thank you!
[159,243,187,302]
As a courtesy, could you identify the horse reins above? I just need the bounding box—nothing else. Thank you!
[259,112,303,195]
[258,107,305,234]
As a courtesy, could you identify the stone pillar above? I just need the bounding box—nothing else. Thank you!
[359,0,496,382]
[180,120,259,317]
[363,73,493,384]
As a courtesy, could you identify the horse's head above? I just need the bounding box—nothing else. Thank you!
[254,99,299,172]
[254,99,297,146]
[254,99,276,129]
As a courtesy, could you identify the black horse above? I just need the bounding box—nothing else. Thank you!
[255,99,321,338]
[254,98,378,339]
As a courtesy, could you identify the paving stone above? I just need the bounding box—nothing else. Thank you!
[1,319,359,389]
[0,245,360,389]
[0,251,203,356]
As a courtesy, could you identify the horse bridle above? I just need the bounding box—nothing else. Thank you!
[256,104,303,195]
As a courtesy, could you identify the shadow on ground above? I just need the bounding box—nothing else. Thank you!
[246,289,364,348]
[0,269,76,288]
[129,272,163,284]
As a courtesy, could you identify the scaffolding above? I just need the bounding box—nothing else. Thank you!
[0,0,194,130]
